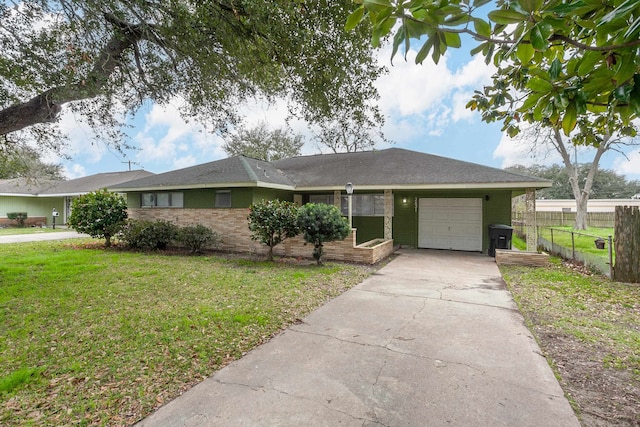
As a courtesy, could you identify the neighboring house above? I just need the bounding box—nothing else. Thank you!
[111,148,551,263]
[0,170,154,226]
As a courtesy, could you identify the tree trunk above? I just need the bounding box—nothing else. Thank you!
[613,206,640,283]
[574,195,589,230]
[551,128,608,231]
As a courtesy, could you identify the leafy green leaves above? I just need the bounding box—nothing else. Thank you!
[2,1,385,155]
[67,190,128,247]
[248,199,300,261]
[297,203,350,265]
[487,9,528,24]
[348,0,640,142]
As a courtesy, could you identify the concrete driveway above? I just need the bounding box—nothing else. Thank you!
[137,249,579,426]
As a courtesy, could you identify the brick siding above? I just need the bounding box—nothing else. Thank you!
[0,216,47,227]
[128,208,395,264]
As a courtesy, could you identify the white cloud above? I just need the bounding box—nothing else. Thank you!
[613,150,640,179]
[172,155,198,170]
[493,129,562,167]
[56,111,108,164]
[63,164,87,180]
[376,49,454,117]
[376,45,496,146]
[132,100,227,172]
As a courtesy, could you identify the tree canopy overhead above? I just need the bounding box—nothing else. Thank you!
[348,0,640,144]
[1,1,385,152]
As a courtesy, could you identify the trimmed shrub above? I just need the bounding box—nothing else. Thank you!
[248,199,300,261]
[119,219,177,250]
[67,190,127,247]
[297,203,351,265]
[175,224,221,253]
[7,212,27,228]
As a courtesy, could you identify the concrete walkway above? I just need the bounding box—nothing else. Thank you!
[137,249,580,426]
[0,230,87,244]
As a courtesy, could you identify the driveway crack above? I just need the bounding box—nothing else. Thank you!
[212,378,386,425]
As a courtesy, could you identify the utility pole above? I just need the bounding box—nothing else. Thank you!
[121,160,140,171]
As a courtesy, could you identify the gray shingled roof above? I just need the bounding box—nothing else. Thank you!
[112,148,550,192]
[272,148,550,188]
[0,170,155,196]
[112,157,295,190]
[42,170,155,195]
[0,178,60,196]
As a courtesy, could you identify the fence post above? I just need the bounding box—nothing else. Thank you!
[613,206,640,283]
[608,235,613,279]
[571,231,576,260]
[551,228,554,249]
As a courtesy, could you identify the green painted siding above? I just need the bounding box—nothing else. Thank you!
[0,196,65,224]
[392,190,512,252]
[126,188,293,210]
[183,189,215,208]
[127,193,141,208]
[352,217,383,244]
[393,192,418,248]
[482,190,513,253]
[251,189,293,204]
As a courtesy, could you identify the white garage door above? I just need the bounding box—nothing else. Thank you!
[418,198,483,251]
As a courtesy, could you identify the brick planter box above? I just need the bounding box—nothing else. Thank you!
[495,249,550,267]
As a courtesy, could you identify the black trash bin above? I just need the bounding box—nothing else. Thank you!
[488,224,513,257]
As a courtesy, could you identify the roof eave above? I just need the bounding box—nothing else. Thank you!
[294,182,553,192]
[0,192,38,197]
[110,181,296,192]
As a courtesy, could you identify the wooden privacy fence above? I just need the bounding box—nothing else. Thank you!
[513,211,615,228]
[613,206,640,283]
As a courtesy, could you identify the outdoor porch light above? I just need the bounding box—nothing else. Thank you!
[345,182,354,228]
[345,182,353,195]
[402,197,407,204]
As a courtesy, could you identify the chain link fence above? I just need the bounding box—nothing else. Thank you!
[537,227,614,278]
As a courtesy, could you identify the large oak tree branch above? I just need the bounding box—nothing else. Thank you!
[0,15,146,136]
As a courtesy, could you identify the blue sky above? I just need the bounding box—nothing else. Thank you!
[52,43,640,182]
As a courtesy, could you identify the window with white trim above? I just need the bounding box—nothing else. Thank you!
[340,194,389,217]
[308,194,334,205]
[215,191,232,208]
[140,192,183,207]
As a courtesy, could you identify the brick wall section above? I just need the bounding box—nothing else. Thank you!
[128,208,395,264]
[0,216,47,227]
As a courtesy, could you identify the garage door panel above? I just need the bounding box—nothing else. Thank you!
[418,198,482,251]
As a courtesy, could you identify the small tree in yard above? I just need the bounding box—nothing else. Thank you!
[248,200,300,261]
[67,189,127,248]
[297,203,351,265]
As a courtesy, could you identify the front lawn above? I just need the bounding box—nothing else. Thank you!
[501,261,640,425]
[0,240,374,425]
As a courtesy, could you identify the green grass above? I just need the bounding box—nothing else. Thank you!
[512,234,527,250]
[0,240,374,425]
[538,226,615,259]
[501,262,640,378]
[0,227,69,235]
